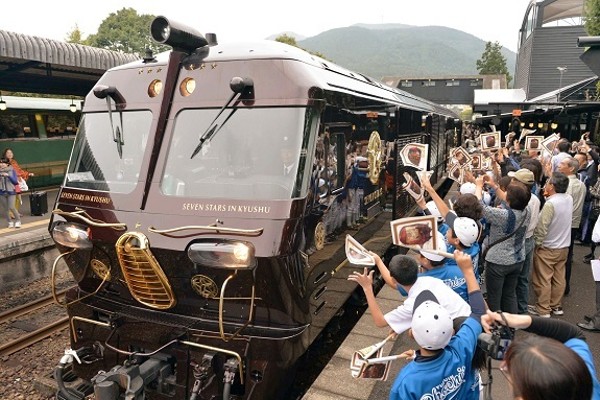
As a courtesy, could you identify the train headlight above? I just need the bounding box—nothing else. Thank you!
[188,240,256,270]
[180,78,196,96]
[51,222,92,250]
[148,79,163,98]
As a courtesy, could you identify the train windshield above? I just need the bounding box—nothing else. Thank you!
[65,111,152,193]
[161,107,315,200]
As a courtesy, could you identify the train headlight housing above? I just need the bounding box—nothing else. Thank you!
[188,240,256,270]
[148,79,163,98]
[51,222,92,250]
[180,78,196,96]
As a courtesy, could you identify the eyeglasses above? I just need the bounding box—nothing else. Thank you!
[499,361,512,385]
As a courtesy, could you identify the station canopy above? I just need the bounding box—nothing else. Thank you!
[541,0,584,24]
[0,30,138,96]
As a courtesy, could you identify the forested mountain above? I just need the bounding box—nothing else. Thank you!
[282,23,516,81]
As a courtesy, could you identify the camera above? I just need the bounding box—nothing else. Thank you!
[477,324,515,360]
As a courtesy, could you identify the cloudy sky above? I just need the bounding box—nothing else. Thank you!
[2,0,533,52]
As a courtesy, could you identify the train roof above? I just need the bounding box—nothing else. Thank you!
[110,40,457,118]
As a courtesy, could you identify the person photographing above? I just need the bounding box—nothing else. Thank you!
[481,310,600,399]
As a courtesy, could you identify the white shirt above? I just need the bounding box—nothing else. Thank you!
[384,276,472,334]
[593,218,600,243]
[525,193,541,239]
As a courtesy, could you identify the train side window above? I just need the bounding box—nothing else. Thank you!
[46,114,79,138]
[0,114,31,139]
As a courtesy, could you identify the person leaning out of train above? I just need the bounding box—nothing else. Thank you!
[348,254,471,339]
[481,310,600,400]
[389,251,486,400]
[0,158,21,228]
[2,148,34,219]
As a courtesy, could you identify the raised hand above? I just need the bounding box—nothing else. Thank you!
[347,267,374,290]
[454,250,473,273]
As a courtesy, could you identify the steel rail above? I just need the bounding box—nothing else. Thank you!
[0,316,69,357]
[0,288,69,325]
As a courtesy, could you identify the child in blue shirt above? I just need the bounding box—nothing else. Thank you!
[390,251,485,400]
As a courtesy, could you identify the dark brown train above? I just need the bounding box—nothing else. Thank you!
[48,16,458,400]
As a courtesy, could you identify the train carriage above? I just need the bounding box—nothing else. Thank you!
[49,17,458,400]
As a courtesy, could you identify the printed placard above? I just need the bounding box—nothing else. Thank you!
[525,136,544,151]
[345,235,375,266]
[390,215,438,252]
[470,154,482,170]
[451,147,472,168]
[480,132,500,151]
[518,128,537,143]
[541,133,560,155]
[400,143,428,170]
[402,172,424,202]
[350,335,394,380]
[448,163,465,183]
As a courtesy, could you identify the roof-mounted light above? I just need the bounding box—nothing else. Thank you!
[150,16,208,54]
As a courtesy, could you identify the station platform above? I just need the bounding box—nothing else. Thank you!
[0,188,59,291]
[0,187,58,239]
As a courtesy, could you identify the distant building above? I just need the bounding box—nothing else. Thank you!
[381,75,507,110]
[473,89,527,116]
[515,0,593,100]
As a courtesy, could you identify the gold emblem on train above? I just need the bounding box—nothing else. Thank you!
[90,259,111,280]
[191,275,219,298]
[314,221,326,251]
[367,131,382,185]
[115,232,176,309]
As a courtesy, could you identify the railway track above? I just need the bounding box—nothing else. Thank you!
[0,288,70,357]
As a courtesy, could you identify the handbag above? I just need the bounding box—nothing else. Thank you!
[18,177,28,192]
[14,183,21,194]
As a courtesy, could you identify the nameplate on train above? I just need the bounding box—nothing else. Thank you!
[60,191,113,206]
[182,203,271,214]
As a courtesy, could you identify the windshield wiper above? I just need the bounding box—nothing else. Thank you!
[190,77,254,159]
[94,85,127,159]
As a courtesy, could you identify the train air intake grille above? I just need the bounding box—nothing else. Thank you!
[115,232,176,309]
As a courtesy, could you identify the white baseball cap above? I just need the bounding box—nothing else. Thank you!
[419,231,447,262]
[459,182,476,195]
[411,290,454,350]
[452,217,480,247]
[426,200,443,222]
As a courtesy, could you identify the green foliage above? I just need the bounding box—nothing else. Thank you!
[86,8,169,55]
[585,0,600,35]
[276,34,327,59]
[476,41,512,86]
[65,25,87,45]
[276,34,298,46]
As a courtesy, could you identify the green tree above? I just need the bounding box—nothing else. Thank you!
[65,24,87,45]
[584,0,600,102]
[585,0,600,35]
[275,34,327,59]
[476,41,512,86]
[86,8,168,55]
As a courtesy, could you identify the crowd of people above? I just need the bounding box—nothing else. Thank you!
[349,127,600,399]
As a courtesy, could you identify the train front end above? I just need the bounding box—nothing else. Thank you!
[48,17,330,400]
